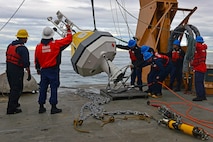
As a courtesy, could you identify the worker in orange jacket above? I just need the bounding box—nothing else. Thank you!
[191,36,207,101]
[35,25,72,114]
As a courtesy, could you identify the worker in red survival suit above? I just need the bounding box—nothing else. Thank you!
[35,25,72,114]
[167,39,185,91]
[6,29,31,114]
[142,51,172,98]
[127,39,144,91]
[191,36,207,101]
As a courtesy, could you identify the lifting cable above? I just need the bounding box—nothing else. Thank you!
[115,0,186,40]
[110,0,123,41]
[91,0,96,31]
[148,81,213,138]
[0,0,26,32]
[110,0,136,43]
[116,0,133,39]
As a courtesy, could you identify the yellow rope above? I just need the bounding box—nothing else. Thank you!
[101,115,151,127]
[123,115,151,123]
[101,116,115,127]
[73,115,152,132]
[73,119,90,133]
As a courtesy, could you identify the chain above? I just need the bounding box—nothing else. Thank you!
[104,110,150,117]
[158,105,181,121]
[75,89,110,121]
[75,88,150,122]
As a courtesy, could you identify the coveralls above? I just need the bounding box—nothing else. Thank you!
[6,40,30,113]
[35,30,72,106]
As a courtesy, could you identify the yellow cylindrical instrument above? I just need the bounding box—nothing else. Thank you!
[159,119,209,140]
[168,120,194,136]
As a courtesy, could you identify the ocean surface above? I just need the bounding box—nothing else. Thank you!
[0,49,130,87]
[0,49,213,88]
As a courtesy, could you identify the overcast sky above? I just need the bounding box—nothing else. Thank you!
[0,0,212,50]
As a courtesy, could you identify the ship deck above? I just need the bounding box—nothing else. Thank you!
[0,84,212,142]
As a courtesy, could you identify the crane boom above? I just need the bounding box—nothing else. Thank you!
[135,0,197,82]
[135,0,178,52]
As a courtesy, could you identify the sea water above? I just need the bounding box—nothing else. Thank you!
[0,49,130,87]
[0,49,212,88]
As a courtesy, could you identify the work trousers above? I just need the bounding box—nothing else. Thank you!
[194,71,206,98]
[148,63,172,94]
[38,67,60,105]
[148,69,160,94]
[6,63,24,112]
[169,65,183,89]
[130,66,142,87]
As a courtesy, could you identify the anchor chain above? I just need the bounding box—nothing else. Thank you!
[75,88,110,121]
[74,88,151,132]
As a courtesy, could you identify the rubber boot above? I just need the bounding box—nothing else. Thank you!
[39,104,46,114]
[7,108,22,115]
[51,105,62,114]
[139,86,143,92]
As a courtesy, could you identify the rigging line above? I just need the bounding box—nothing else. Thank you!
[115,0,184,35]
[114,0,123,40]
[109,0,121,40]
[120,0,131,38]
[113,3,130,44]
[115,0,141,23]
[121,0,134,39]
[110,0,134,44]
[0,0,26,32]
[117,0,134,39]
[113,36,128,43]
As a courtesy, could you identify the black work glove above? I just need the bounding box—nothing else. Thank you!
[37,69,41,75]
[27,74,31,81]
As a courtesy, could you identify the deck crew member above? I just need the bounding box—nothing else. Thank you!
[6,29,31,114]
[191,36,207,101]
[127,39,144,91]
[35,25,72,114]
[167,39,185,91]
[142,51,172,98]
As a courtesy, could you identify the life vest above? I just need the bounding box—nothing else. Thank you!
[193,44,206,66]
[171,50,181,62]
[6,44,24,67]
[154,52,169,66]
[151,53,169,70]
[192,43,207,66]
[192,49,206,66]
[191,43,207,73]
[129,50,137,61]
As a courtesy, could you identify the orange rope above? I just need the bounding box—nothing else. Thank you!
[148,81,213,138]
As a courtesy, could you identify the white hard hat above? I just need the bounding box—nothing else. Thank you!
[42,27,54,39]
